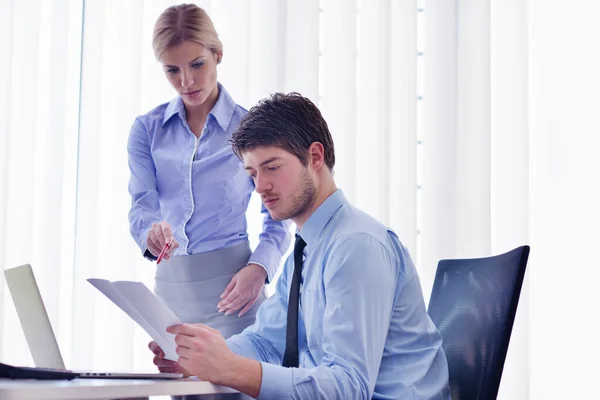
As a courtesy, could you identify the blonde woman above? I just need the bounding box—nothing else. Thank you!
[127,3,290,354]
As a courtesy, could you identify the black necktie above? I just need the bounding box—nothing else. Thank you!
[282,235,307,368]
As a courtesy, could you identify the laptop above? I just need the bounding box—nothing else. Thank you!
[3,264,183,379]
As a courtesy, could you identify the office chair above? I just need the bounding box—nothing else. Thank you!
[427,245,529,400]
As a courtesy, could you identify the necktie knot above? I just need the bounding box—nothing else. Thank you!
[294,235,307,255]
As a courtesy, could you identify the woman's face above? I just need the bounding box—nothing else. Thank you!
[160,41,220,108]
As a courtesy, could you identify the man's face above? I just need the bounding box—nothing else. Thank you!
[242,146,316,222]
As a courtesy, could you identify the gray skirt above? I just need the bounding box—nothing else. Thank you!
[155,242,262,399]
[154,242,266,339]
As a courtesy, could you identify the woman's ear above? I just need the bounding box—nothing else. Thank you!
[216,52,223,64]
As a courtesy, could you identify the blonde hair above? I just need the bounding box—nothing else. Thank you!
[152,4,223,60]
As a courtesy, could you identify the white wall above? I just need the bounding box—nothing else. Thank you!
[529,1,600,398]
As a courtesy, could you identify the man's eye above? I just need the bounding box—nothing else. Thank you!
[267,166,279,171]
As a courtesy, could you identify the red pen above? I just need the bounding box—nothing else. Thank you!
[156,237,174,265]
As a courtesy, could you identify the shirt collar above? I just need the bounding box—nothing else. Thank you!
[298,189,347,247]
[162,83,236,131]
[162,95,184,125]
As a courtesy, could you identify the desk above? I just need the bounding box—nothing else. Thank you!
[0,377,239,399]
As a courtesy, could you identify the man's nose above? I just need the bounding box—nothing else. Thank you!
[254,173,272,194]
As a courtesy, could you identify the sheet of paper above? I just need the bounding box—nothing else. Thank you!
[87,279,181,361]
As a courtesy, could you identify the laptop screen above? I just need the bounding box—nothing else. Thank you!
[4,264,66,369]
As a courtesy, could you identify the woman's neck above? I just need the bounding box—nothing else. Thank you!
[185,84,220,124]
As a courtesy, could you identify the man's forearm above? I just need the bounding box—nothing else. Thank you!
[222,355,262,398]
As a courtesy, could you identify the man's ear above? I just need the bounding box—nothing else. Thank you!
[308,142,325,172]
[216,52,223,64]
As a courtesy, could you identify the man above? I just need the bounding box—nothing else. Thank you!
[151,93,451,399]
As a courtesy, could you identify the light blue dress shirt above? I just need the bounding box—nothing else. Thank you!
[127,84,291,280]
[228,190,451,399]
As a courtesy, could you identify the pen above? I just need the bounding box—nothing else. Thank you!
[156,237,174,265]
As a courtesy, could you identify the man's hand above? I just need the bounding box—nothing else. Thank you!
[148,341,189,376]
[167,323,261,397]
[218,264,267,317]
[167,324,235,384]
[146,221,179,259]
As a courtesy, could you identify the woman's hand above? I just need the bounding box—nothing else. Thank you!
[146,221,179,259]
[217,264,267,317]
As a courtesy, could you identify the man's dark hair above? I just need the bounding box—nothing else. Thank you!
[231,92,335,171]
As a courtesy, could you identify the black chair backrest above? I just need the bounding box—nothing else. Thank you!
[427,246,529,400]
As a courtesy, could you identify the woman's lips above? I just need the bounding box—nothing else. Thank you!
[183,90,201,99]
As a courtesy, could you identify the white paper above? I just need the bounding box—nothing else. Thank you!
[87,278,181,361]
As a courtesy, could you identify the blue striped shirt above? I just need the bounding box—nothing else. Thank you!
[228,190,451,399]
